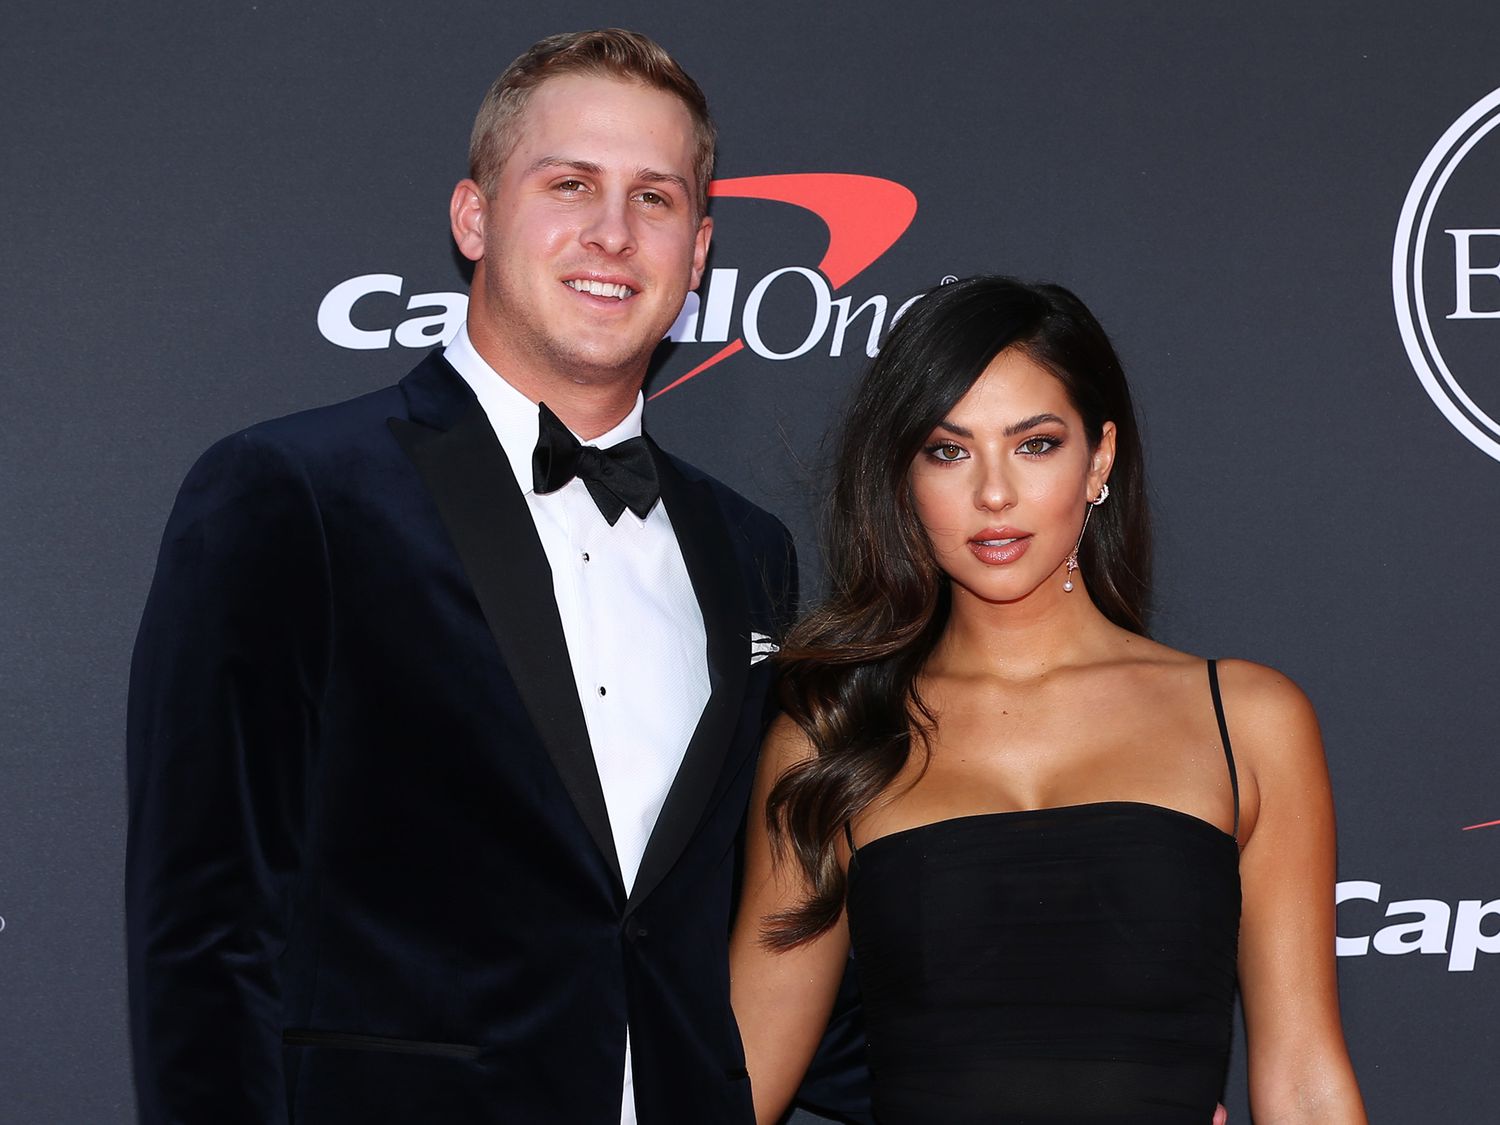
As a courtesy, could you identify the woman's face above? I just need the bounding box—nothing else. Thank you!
[909,347,1115,606]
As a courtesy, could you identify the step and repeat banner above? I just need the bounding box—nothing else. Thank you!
[3,2,1496,1119]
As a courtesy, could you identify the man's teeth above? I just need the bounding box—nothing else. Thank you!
[565,279,634,299]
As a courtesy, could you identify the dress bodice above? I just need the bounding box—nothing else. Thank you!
[843,662,1242,1123]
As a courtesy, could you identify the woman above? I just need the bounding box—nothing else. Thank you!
[729,277,1365,1123]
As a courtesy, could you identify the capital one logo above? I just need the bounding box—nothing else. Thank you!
[317,173,920,397]
[1336,880,1498,971]
[1393,87,1500,462]
[1335,814,1498,971]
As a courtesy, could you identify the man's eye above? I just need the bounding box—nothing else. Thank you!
[556,179,586,192]
[637,190,667,206]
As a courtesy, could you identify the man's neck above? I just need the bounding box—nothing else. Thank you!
[515,379,641,441]
[464,323,645,441]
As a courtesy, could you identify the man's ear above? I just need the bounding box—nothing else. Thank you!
[450,179,488,263]
[689,215,712,290]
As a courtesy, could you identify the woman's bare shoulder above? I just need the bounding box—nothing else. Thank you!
[1112,636,1313,710]
[1211,658,1318,719]
[1209,658,1324,770]
[1104,644,1319,746]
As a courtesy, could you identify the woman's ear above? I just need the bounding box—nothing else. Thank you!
[1088,421,1117,500]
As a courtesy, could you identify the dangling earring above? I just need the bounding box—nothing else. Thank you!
[1063,484,1110,592]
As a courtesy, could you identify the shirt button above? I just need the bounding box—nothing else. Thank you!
[582,552,590,562]
[598,686,607,697]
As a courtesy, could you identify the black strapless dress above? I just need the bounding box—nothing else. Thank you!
[844,662,1241,1124]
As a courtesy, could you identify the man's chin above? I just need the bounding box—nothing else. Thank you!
[546,339,658,387]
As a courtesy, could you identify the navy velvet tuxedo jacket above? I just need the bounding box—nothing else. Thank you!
[126,352,800,1124]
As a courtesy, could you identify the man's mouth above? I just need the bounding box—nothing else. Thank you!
[564,279,637,300]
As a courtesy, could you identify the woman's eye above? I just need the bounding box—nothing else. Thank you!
[926,441,967,463]
[1017,436,1059,456]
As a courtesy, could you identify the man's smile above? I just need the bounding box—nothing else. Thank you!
[563,277,638,300]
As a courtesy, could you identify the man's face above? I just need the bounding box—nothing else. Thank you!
[458,74,711,390]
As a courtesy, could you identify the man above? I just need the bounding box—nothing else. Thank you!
[127,29,814,1124]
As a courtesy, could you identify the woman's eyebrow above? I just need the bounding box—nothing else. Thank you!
[932,412,1068,439]
[1003,412,1067,436]
[932,419,972,438]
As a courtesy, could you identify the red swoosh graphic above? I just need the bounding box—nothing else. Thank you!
[650,173,918,398]
[1462,819,1500,830]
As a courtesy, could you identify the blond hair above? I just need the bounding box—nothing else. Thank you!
[469,28,716,217]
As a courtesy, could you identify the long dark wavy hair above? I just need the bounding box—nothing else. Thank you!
[763,276,1152,947]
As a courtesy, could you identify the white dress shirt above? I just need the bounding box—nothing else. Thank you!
[445,325,710,1125]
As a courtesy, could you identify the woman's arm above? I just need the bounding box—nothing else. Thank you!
[1223,660,1367,1124]
[730,716,854,1125]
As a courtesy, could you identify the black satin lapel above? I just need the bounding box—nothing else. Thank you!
[627,448,749,913]
[388,407,624,892]
[399,348,479,431]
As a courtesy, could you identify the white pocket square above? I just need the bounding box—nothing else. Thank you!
[750,632,779,665]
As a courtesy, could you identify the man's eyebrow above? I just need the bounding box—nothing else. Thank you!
[636,168,691,195]
[526,156,605,177]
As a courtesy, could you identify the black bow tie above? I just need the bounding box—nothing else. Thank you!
[531,401,660,525]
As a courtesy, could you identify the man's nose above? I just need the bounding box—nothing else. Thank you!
[580,193,635,256]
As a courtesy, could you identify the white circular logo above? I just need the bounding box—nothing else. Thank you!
[1394,87,1500,462]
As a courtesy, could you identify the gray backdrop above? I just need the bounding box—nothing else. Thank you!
[3,1,1497,1120]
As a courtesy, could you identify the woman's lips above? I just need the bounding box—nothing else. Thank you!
[967,531,1031,566]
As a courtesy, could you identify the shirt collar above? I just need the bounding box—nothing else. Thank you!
[444,323,646,495]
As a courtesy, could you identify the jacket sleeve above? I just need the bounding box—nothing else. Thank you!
[126,431,332,1125]
[772,517,799,638]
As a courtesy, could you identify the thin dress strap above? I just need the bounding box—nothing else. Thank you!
[843,820,858,858]
[1206,659,1241,841]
